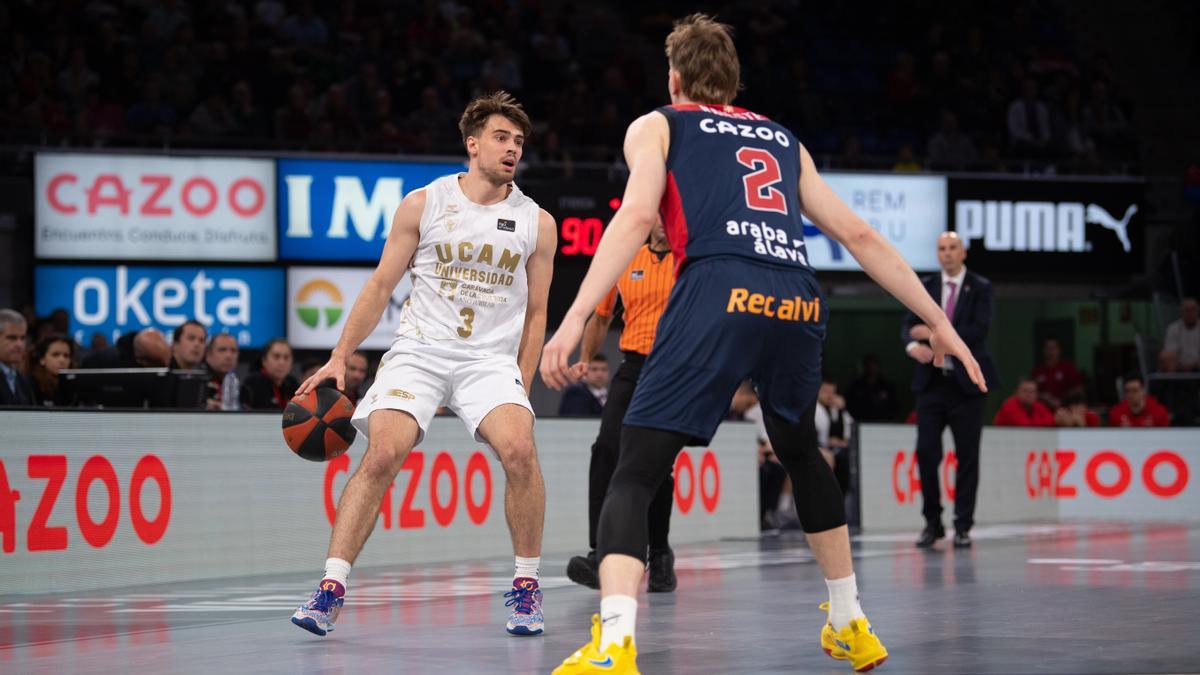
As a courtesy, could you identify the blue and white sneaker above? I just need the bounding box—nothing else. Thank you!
[291,581,344,636]
[504,576,544,636]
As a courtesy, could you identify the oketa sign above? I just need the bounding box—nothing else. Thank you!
[35,265,285,348]
[278,158,463,261]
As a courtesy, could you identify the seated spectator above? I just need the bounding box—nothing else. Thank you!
[1007,78,1051,157]
[1159,297,1199,373]
[993,377,1055,426]
[170,320,207,370]
[1054,392,1100,427]
[1155,297,1199,425]
[281,1,329,48]
[48,308,71,335]
[33,317,57,342]
[0,309,35,406]
[558,353,609,417]
[927,110,977,170]
[25,334,76,407]
[126,79,176,136]
[89,333,109,353]
[187,90,237,137]
[302,351,369,404]
[1108,375,1170,427]
[1031,337,1083,409]
[840,135,866,169]
[343,351,370,405]
[82,328,170,368]
[815,378,853,495]
[240,338,299,410]
[229,80,267,138]
[204,333,240,410]
[299,358,323,383]
[892,144,921,173]
[845,353,899,422]
[1082,79,1132,159]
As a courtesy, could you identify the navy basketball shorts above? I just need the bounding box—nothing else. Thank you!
[624,256,827,445]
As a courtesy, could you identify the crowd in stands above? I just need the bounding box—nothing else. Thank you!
[6,300,1195,427]
[988,329,1185,427]
[1,1,1137,172]
[0,305,371,411]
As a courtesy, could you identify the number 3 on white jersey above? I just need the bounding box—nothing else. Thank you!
[457,307,476,338]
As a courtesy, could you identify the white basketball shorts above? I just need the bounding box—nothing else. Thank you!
[351,338,533,445]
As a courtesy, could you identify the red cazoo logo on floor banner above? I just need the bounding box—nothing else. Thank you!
[0,453,171,554]
[1035,431,1196,519]
[1,410,760,595]
[858,425,1198,530]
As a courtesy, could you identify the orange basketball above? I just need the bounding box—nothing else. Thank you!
[282,387,357,461]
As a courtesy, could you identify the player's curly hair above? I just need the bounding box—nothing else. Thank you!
[458,91,531,149]
[665,14,741,105]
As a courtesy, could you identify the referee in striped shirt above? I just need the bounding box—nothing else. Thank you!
[566,217,678,592]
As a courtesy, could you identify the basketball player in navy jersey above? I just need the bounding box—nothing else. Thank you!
[541,14,986,674]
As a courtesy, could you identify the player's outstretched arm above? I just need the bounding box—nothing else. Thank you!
[540,112,668,389]
[795,146,986,393]
[516,209,558,394]
[297,190,424,396]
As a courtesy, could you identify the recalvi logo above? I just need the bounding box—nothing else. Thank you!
[956,200,1137,253]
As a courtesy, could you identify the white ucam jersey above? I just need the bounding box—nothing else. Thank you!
[394,174,540,357]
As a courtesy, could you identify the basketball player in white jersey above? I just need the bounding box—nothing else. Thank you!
[289,92,557,637]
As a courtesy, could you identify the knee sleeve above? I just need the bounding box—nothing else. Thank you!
[763,405,846,534]
[597,425,688,564]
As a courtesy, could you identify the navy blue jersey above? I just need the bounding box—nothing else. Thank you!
[657,104,811,275]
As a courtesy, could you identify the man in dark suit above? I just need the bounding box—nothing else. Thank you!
[0,309,36,406]
[902,233,999,549]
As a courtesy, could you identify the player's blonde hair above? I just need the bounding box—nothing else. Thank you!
[458,91,531,148]
[664,14,741,105]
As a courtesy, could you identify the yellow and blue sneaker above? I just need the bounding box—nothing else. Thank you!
[819,602,888,672]
[504,577,544,635]
[552,614,640,674]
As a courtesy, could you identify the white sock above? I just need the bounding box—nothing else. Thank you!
[323,557,351,587]
[825,574,865,630]
[515,556,540,580]
[599,594,638,651]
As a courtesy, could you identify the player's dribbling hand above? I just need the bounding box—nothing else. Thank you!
[929,322,988,393]
[540,314,585,390]
[297,356,346,398]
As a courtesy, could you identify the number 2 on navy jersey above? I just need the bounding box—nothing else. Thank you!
[736,147,788,215]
